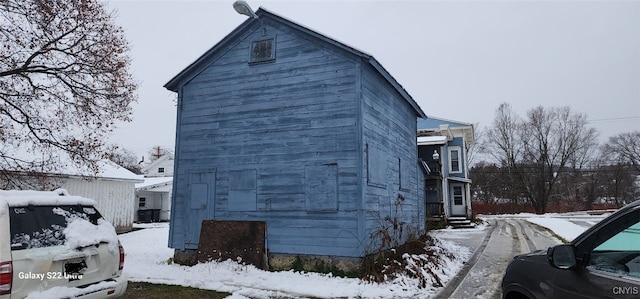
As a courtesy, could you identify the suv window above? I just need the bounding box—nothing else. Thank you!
[588,221,640,278]
[9,205,102,250]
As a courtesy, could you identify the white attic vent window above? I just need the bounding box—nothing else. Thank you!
[250,38,275,64]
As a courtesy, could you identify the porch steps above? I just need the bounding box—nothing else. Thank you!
[447,217,475,229]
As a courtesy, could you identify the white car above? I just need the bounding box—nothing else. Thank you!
[0,189,127,299]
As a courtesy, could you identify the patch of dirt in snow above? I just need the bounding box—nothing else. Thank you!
[363,235,469,290]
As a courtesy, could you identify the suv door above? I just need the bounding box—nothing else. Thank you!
[551,208,640,298]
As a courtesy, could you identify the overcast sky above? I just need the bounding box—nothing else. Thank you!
[106,0,640,159]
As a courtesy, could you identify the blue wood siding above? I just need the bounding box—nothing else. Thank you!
[359,63,423,252]
[447,137,466,179]
[184,171,216,249]
[305,165,338,212]
[169,21,365,257]
[169,14,425,258]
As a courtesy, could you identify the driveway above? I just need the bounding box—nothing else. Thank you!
[432,218,568,299]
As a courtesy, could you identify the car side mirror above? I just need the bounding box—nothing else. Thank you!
[547,244,577,270]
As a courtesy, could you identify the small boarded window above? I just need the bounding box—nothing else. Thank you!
[305,164,338,212]
[228,169,257,211]
[367,144,387,188]
[250,38,275,64]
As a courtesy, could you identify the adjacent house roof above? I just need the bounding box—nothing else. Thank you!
[164,7,426,118]
[417,136,448,145]
[46,160,143,182]
[140,153,173,175]
[93,160,144,182]
[417,116,473,130]
[417,116,474,145]
[136,177,173,192]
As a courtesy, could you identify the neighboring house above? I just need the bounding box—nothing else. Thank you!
[135,153,174,222]
[164,8,426,267]
[140,153,174,177]
[417,117,474,228]
[135,177,173,222]
[1,160,143,232]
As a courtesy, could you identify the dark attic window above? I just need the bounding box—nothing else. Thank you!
[249,38,275,64]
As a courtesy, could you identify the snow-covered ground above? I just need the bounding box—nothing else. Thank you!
[521,211,611,241]
[119,211,613,299]
[119,223,470,299]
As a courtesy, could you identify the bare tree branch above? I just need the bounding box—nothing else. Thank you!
[0,0,137,186]
[483,103,599,213]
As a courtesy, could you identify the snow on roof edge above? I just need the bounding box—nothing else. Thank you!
[136,177,173,190]
[417,136,447,145]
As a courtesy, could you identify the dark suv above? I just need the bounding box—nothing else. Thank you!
[501,199,640,299]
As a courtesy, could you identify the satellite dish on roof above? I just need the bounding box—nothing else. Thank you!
[233,0,258,19]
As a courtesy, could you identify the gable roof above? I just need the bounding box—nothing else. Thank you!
[140,153,173,174]
[164,7,425,118]
[34,160,143,182]
[93,160,144,182]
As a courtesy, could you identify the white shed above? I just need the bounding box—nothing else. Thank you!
[60,160,144,232]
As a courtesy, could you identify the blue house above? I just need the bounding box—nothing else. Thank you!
[417,117,475,228]
[164,8,426,267]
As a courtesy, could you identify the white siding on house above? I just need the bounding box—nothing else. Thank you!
[142,155,174,178]
[136,190,171,221]
[135,177,173,222]
[62,178,137,231]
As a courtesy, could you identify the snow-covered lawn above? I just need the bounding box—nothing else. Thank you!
[119,210,613,298]
[119,223,470,299]
[523,212,611,241]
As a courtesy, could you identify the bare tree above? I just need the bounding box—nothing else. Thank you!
[603,131,640,172]
[484,103,598,213]
[484,103,526,206]
[519,106,599,213]
[105,145,142,175]
[600,132,640,206]
[0,0,136,184]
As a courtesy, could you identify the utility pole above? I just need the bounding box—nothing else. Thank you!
[151,146,164,161]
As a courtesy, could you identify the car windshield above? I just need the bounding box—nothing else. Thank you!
[9,205,102,250]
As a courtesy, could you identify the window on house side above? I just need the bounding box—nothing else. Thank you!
[139,198,146,208]
[450,148,461,173]
[250,38,275,64]
[158,167,165,173]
